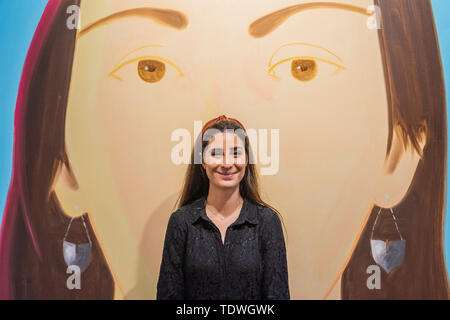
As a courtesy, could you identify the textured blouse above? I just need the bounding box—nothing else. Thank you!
[156,196,290,300]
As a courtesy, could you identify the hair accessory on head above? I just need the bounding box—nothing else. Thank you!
[201,115,246,137]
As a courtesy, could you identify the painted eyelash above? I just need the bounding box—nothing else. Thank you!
[108,55,184,81]
[267,55,346,80]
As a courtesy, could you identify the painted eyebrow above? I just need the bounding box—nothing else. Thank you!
[249,2,372,38]
[77,7,188,38]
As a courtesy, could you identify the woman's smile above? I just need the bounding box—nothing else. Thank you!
[218,171,237,180]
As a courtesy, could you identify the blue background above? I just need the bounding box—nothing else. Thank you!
[0,1,449,275]
[0,0,48,219]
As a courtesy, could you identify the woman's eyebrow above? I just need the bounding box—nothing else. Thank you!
[249,2,372,38]
[77,7,188,39]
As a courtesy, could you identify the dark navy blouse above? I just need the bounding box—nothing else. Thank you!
[156,196,290,300]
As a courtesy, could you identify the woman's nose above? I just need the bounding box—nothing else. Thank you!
[222,156,234,167]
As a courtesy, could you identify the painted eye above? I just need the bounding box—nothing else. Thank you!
[268,55,345,82]
[109,55,183,83]
[291,59,318,82]
[138,60,166,83]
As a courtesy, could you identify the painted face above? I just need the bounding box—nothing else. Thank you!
[56,0,422,299]
[202,131,247,189]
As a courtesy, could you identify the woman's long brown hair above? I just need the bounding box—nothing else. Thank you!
[0,0,448,299]
[174,119,288,239]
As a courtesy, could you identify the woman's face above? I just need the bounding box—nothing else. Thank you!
[57,0,414,299]
[202,131,247,190]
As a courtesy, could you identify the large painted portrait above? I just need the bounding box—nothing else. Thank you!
[0,0,449,299]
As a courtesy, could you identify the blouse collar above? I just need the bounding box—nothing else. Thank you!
[189,195,258,226]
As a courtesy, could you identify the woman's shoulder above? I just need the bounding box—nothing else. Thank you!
[252,201,282,224]
[252,202,285,237]
[169,197,204,222]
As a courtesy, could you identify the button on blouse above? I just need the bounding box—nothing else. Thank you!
[156,196,290,300]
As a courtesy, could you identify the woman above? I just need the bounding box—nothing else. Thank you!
[156,115,289,300]
[0,0,448,299]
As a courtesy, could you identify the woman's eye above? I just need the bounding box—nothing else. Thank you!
[291,59,318,82]
[211,149,223,157]
[138,60,166,83]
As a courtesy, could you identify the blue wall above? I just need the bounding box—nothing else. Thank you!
[0,0,48,220]
[0,1,449,276]
[431,0,450,277]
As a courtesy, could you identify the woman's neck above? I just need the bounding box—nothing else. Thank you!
[206,186,242,216]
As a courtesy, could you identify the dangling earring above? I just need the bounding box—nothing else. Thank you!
[63,215,92,272]
[370,204,405,274]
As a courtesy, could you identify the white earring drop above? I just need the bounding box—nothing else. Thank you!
[62,215,92,272]
[370,196,406,274]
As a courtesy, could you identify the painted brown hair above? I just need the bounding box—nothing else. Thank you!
[0,0,448,299]
[0,0,114,299]
[342,0,449,299]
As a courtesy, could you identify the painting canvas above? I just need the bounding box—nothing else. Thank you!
[0,0,449,300]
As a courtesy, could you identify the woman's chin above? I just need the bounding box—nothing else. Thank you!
[212,180,239,189]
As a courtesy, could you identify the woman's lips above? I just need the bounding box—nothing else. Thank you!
[218,172,236,180]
